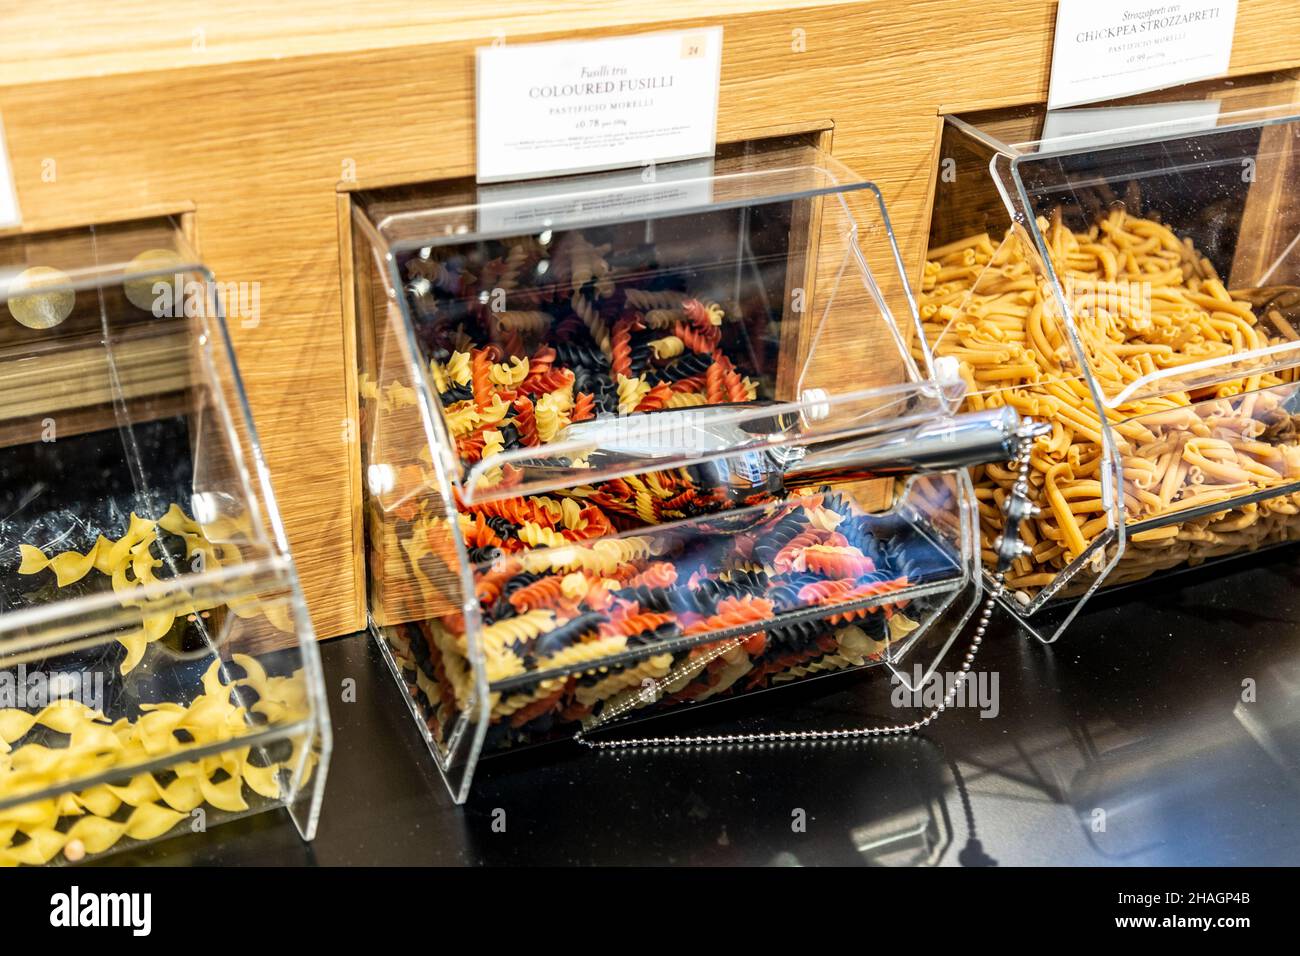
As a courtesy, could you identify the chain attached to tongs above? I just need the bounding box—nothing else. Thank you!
[574,419,1050,751]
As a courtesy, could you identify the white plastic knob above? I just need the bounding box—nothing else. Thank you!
[934,355,961,384]
[800,387,831,422]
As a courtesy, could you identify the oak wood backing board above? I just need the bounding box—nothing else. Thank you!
[3,0,1298,637]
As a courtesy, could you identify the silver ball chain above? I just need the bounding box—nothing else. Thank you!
[574,421,1045,751]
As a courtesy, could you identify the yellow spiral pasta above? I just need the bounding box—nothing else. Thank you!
[534,393,568,443]
[570,292,611,357]
[446,350,472,387]
[429,358,450,393]
[493,311,551,335]
[479,610,556,658]
[666,391,706,409]
[649,336,685,360]
[516,521,568,548]
[643,309,683,329]
[444,403,480,437]
[615,373,650,414]
[575,653,674,707]
[488,355,530,386]
[624,289,686,310]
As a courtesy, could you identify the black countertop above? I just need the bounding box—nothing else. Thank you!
[105,550,1300,866]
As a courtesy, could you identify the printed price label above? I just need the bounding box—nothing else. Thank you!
[476,27,722,184]
[1047,0,1239,110]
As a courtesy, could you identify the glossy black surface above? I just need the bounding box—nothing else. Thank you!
[104,549,1300,866]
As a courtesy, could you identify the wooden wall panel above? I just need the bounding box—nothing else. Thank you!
[3,0,1298,637]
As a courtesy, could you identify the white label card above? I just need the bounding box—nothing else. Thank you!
[476,159,715,234]
[1047,0,1239,110]
[476,27,722,184]
[1040,100,1222,150]
[0,115,21,229]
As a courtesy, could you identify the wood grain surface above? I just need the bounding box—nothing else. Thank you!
[3,1,1298,637]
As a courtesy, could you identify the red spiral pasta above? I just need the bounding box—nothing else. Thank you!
[463,514,503,549]
[611,314,641,380]
[628,561,677,589]
[509,575,570,612]
[576,505,615,538]
[471,349,493,408]
[457,430,487,463]
[801,546,876,578]
[512,396,540,446]
[796,578,859,604]
[634,382,672,413]
[683,595,775,635]
[772,529,849,573]
[674,321,720,354]
[662,489,702,512]
[601,610,676,639]
[463,496,556,527]
[475,563,520,605]
[670,374,706,394]
[517,367,574,398]
[528,346,557,377]
[706,361,725,404]
[572,391,596,422]
[682,298,715,330]
[826,577,911,624]
[723,369,746,403]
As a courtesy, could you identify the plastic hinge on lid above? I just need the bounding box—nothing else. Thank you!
[799,387,831,423]
[933,355,961,385]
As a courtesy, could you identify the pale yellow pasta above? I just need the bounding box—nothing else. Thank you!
[649,335,684,360]
[919,209,1300,596]
[516,521,568,549]
[446,350,472,387]
[534,393,568,443]
[615,373,650,414]
[488,355,530,386]
[623,288,685,310]
[666,391,706,408]
[493,310,551,335]
[0,656,314,866]
[571,292,611,357]
[444,402,480,437]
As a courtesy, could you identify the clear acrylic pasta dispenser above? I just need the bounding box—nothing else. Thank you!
[921,71,1300,641]
[0,217,331,864]
[349,137,995,801]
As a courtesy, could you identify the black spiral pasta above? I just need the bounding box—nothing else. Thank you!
[764,617,828,652]
[439,383,474,406]
[753,509,811,566]
[625,620,681,647]
[530,611,608,658]
[554,339,606,372]
[657,351,712,384]
[483,515,516,539]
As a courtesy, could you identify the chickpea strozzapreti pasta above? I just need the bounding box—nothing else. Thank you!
[918,209,1300,599]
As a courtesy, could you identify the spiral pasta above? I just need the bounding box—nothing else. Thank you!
[372,227,941,756]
